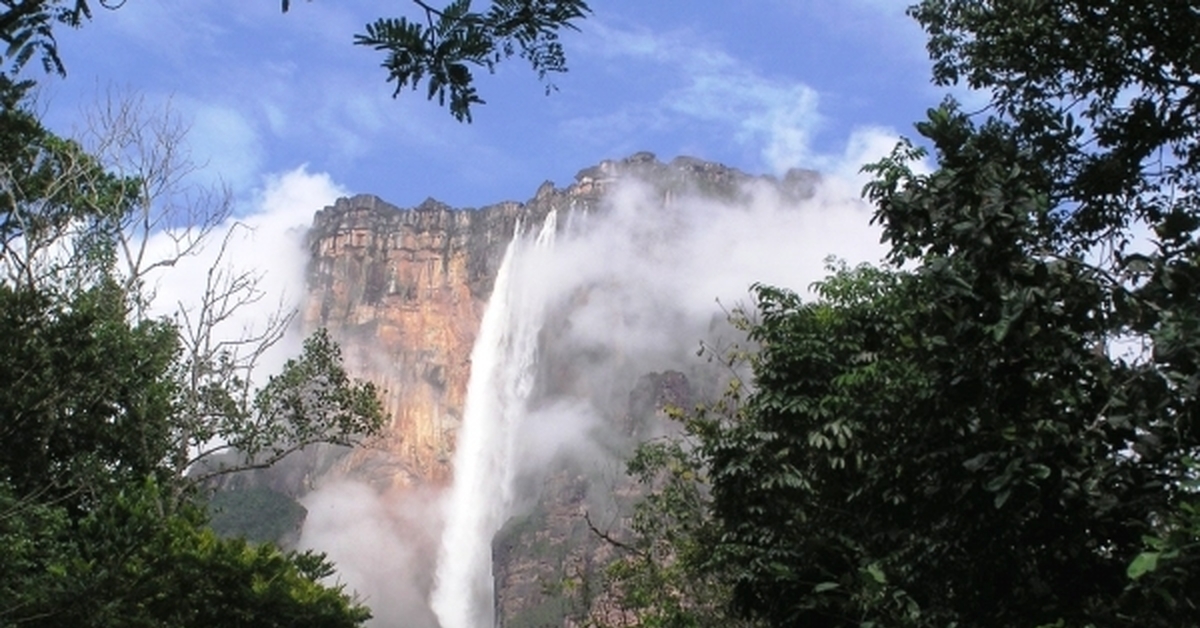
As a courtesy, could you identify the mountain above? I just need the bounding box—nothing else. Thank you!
[259,152,829,627]
[301,153,817,489]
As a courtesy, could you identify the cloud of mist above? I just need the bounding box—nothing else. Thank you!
[140,165,345,379]
[499,173,887,489]
[300,481,443,628]
[294,163,891,628]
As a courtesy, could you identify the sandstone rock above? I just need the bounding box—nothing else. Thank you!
[298,153,820,624]
[302,154,811,490]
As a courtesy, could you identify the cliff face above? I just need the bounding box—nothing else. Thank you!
[303,195,524,486]
[492,370,696,628]
[298,152,820,627]
[302,153,813,489]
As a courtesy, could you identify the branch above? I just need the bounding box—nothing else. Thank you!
[584,509,645,558]
[187,438,345,485]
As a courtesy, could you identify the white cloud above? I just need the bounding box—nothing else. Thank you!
[567,22,920,188]
[139,166,346,379]
[300,481,442,628]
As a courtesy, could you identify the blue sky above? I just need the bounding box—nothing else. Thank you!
[39,0,940,210]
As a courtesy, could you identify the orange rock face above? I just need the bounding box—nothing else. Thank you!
[297,153,821,626]
[301,154,814,491]
[303,195,526,487]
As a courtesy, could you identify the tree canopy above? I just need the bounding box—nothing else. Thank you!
[0,68,382,628]
[599,1,1200,626]
[0,0,591,122]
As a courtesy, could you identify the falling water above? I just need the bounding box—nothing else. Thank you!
[430,210,558,628]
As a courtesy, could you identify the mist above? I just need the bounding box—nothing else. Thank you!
[290,162,887,627]
[139,166,345,380]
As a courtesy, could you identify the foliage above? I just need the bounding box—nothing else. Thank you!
[252,328,385,462]
[0,74,136,293]
[0,480,73,627]
[0,280,178,508]
[0,0,97,75]
[593,432,760,628]
[1,478,370,628]
[0,75,386,497]
[207,487,308,546]
[911,0,1200,251]
[0,68,379,628]
[0,1,592,122]
[353,0,591,121]
[179,326,386,484]
[607,1,1200,626]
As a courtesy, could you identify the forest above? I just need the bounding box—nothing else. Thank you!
[2,1,1199,627]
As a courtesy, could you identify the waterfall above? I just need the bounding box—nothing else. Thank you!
[430,210,558,628]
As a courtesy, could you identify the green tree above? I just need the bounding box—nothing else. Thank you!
[0,77,386,499]
[0,0,591,121]
[610,1,1200,626]
[0,0,94,75]
[0,78,176,506]
[1,478,371,628]
[0,73,134,294]
[0,281,177,506]
[0,75,378,628]
[350,0,591,121]
[592,432,762,628]
[182,327,386,485]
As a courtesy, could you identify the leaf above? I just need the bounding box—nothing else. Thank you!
[864,563,887,584]
[814,581,841,593]
[1028,463,1051,480]
[1127,551,1160,580]
[962,452,992,471]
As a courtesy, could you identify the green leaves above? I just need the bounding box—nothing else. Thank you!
[0,1,96,76]
[354,0,590,121]
[2,2,592,123]
[251,328,385,453]
[0,282,178,505]
[1,476,371,627]
[606,2,1200,627]
[1126,551,1159,580]
[0,85,379,627]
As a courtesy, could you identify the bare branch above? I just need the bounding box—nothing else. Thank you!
[584,509,645,558]
[74,87,233,315]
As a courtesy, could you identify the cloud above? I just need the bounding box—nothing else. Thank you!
[138,165,346,379]
[300,481,442,628]
[565,22,917,186]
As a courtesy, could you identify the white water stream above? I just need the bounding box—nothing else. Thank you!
[430,211,558,628]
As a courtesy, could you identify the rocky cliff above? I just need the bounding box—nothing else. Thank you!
[302,153,817,489]
[296,152,821,627]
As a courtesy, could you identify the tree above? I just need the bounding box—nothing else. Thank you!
[0,80,386,495]
[182,327,385,485]
[0,80,377,628]
[0,280,177,506]
[75,89,234,315]
[609,1,1200,626]
[0,0,592,122]
[590,431,763,628]
[0,74,133,294]
[0,78,173,505]
[0,478,371,628]
[349,0,591,121]
[0,0,97,75]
